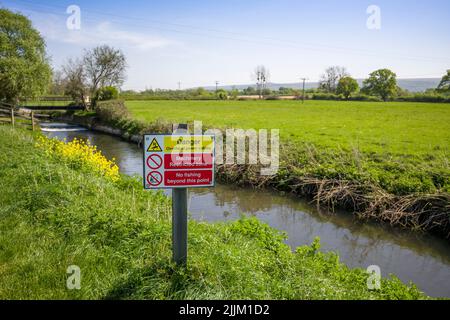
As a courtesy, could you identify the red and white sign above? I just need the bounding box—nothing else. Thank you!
[147,154,163,169]
[164,153,213,170]
[143,134,215,189]
[165,170,213,186]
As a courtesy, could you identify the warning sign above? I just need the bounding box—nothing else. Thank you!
[164,135,213,153]
[147,138,163,152]
[143,134,215,189]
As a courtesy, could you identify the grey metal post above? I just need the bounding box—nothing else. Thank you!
[172,187,188,265]
[172,123,189,266]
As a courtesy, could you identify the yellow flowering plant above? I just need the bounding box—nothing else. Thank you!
[36,135,120,182]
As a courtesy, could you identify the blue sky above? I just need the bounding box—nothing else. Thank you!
[2,0,450,90]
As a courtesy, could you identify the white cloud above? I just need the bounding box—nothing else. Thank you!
[62,22,174,50]
[33,13,174,51]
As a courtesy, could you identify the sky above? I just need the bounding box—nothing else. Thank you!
[2,0,450,90]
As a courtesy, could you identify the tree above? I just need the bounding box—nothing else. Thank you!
[48,70,66,95]
[94,86,119,103]
[62,58,88,106]
[216,89,228,100]
[262,88,272,96]
[194,87,209,97]
[252,65,270,99]
[362,69,397,101]
[229,87,239,100]
[437,70,450,93]
[0,9,52,104]
[83,45,127,97]
[336,76,359,99]
[243,86,256,95]
[318,66,349,93]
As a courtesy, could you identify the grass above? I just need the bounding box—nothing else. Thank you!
[0,126,426,299]
[125,100,450,195]
[126,100,449,155]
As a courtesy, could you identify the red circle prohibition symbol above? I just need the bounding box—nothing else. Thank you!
[146,154,163,169]
[147,171,163,186]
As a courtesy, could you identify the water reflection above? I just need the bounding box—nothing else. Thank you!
[43,126,450,297]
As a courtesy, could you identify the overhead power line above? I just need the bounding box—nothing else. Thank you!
[9,0,450,64]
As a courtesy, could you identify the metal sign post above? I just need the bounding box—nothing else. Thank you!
[172,187,188,265]
[143,124,215,266]
[172,123,188,266]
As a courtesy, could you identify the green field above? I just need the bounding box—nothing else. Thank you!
[126,100,450,195]
[127,100,449,155]
[0,126,425,299]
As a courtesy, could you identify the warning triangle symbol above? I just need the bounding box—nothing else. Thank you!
[147,138,163,152]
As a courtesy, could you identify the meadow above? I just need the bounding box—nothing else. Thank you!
[125,100,450,197]
[126,100,450,156]
[0,126,425,299]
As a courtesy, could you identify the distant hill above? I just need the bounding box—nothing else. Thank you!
[202,78,440,93]
[396,78,441,92]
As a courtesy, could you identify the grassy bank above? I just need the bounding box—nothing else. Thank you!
[0,126,426,299]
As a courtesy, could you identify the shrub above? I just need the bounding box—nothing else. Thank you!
[95,99,129,124]
[312,93,343,100]
[94,86,119,105]
[349,94,382,102]
[35,135,119,182]
[216,89,228,100]
[394,94,450,103]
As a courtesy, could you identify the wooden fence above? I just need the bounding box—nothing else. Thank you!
[19,96,85,110]
[0,102,49,131]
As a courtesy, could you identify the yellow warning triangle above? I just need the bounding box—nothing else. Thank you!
[147,138,163,152]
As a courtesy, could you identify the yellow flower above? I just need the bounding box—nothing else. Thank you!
[35,135,120,182]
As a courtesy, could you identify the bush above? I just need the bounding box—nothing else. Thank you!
[394,93,450,103]
[312,93,343,100]
[216,89,228,100]
[94,100,170,135]
[94,86,119,105]
[349,94,382,102]
[95,99,129,124]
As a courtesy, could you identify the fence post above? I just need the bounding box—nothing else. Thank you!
[31,111,35,131]
[10,108,14,127]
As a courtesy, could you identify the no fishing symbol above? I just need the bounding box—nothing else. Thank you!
[146,154,163,169]
[147,171,163,187]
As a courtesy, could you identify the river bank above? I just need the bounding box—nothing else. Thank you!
[41,123,450,297]
[0,125,427,299]
[52,100,450,240]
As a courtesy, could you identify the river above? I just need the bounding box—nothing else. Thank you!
[41,122,450,297]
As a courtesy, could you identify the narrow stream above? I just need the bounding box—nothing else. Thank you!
[41,123,450,297]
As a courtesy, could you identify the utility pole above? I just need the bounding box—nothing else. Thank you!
[215,81,219,99]
[177,81,181,91]
[300,78,308,103]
